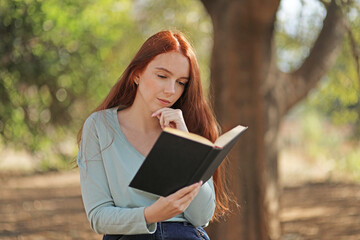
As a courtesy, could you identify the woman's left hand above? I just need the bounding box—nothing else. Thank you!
[152,108,188,132]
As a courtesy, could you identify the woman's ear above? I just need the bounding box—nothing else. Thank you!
[134,75,140,85]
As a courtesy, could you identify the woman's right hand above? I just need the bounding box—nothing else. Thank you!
[144,181,202,224]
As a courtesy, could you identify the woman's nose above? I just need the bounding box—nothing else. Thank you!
[164,80,176,94]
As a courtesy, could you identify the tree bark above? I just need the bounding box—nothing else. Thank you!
[200,0,347,239]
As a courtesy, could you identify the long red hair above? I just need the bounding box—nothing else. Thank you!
[77,30,232,220]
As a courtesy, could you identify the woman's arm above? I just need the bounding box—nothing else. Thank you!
[183,178,216,227]
[77,114,157,235]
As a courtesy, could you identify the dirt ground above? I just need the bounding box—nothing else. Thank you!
[0,171,359,240]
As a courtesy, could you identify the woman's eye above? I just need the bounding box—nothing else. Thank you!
[157,75,167,79]
[177,81,187,86]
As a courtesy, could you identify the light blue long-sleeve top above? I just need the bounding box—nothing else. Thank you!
[77,107,216,235]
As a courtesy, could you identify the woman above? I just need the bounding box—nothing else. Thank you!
[77,30,232,240]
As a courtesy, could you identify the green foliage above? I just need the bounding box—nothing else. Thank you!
[0,0,212,171]
[275,0,326,72]
[310,12,360,135]
[276,0,360,181]
[276,0,360,136]
[1,0,138,170]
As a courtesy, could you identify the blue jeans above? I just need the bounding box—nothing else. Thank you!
[103,222,210,240]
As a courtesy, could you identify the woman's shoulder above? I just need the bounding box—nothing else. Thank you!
[83,107,118,129]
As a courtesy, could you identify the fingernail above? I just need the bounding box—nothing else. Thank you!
[199,181,203,186]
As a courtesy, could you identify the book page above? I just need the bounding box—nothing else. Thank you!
[164,127,214,146]
[214,125,247,148]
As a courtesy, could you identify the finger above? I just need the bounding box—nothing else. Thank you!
[153,110,164,128]
[174,189,201,211]
[182,181,202,199]
[151,110,162,118]
[164,118,170,127]
[153,108,187,131]
[163,113,176,126]
[160,112,165,128]
[169,182,200,199]
[176,183,202,205]
[161,112,176,128]
[151,108,170,118]
[160,112,181,127]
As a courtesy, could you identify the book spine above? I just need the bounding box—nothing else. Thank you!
[188,148,220,184]
[199,136,241,183]
[190,127,247,184]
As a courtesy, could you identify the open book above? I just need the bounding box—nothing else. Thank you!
[129,125,248,196]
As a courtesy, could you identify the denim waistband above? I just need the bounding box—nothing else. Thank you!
[103,221,209,240]
[161,221,193,226]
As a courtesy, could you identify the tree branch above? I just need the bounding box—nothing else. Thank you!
[347,24,360,88]
[283,0,347,113]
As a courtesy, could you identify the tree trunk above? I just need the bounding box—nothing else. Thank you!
[200,0,347,239]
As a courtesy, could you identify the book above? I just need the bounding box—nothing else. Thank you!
[129,125,248,196]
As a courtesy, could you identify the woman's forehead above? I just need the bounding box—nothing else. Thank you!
[148,52,190,77]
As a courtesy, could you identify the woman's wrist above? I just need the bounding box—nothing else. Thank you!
[144,206,156,224]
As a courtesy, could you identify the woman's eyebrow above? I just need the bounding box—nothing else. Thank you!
[155,67,189,80]
[155,67,172,74]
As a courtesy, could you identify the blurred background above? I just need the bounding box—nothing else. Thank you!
[0,0,359,239]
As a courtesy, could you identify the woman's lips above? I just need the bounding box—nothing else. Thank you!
[158,98,171,105]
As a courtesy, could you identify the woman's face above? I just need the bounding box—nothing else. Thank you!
[135,51,190,112]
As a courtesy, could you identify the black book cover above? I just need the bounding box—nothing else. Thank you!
[129,125,247,196]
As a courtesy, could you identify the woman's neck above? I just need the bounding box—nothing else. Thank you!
[118,102,161,134]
